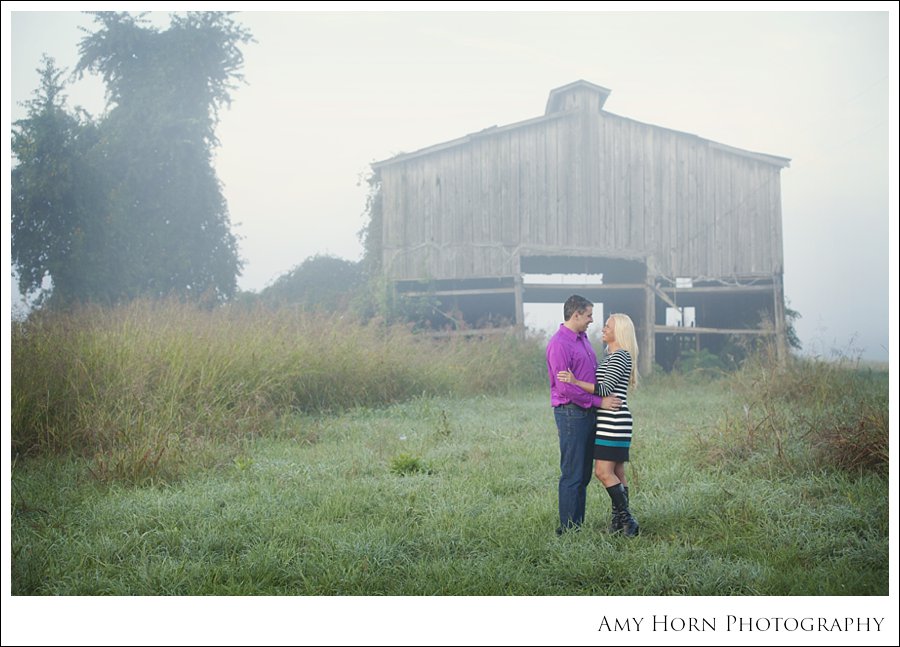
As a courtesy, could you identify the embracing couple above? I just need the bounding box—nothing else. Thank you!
[546,294,640,537]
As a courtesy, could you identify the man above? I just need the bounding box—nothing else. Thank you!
[546,294,621,535]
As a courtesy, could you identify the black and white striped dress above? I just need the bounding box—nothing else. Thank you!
[593,349,633,462]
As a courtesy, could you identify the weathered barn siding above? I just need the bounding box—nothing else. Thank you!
[374,81,790,372]
[378,85,786,282]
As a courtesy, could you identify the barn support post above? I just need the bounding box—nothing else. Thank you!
[773,272,788,366]
[641,280,656,376]
[514,274,525,337]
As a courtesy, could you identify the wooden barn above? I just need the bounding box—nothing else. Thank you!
[371,80,790,374]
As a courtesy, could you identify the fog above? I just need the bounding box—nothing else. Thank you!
[3,3,899,643]
[5,7,895,364]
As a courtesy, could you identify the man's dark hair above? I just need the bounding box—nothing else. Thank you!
[564,295,593,321]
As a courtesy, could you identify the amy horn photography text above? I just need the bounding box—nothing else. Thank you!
[598,616,885,633]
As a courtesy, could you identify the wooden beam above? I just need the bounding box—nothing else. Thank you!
[642,283,655,376]
[654,325,775,336]
[400,287,516,297]
[427,327,517,338]
[773,274,787,365]
[651,283,679,309]
[522,283,646,291]
[657,285,774,294]
[514,275,525,335]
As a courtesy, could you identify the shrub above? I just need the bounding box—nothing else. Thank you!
[674,348,729,378]
[389,453,430,476]
[809,410,888,474]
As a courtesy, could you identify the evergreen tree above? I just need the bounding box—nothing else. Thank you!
[12,57,102,307]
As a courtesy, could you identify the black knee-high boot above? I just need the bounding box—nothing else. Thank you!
[609,485,635,533]
[606,483,639,537]
[624,486,638,530]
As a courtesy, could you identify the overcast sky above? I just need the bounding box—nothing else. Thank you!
[3,3,899,642]
[5,5,896,362]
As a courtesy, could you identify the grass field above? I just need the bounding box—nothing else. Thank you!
[12,364,888,595]
[11,303,889,597]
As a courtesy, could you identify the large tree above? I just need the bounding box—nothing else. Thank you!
[12,12,252,306]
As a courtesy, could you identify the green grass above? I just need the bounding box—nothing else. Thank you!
[11,302,888,595]
[12,380,887,595]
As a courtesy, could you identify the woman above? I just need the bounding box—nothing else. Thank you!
[558,313,640,537]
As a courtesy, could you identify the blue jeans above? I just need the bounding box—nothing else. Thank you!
[554,404,595,531]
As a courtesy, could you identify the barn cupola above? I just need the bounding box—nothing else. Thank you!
[545,80,612,115]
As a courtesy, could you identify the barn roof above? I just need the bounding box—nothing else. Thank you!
[372,81,791,170]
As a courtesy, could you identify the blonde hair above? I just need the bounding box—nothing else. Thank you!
[610,313,640,390]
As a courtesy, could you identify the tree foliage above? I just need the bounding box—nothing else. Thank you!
[12,57,102,307]
[12,12,253,307]
[785,302,802,352]
[358,170,383,277]
[259,255,364,312]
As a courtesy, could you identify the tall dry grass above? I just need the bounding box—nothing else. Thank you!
[12,300,546,482]
[694,343,888,474]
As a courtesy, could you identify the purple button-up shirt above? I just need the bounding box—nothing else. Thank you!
[546,324,601,409]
